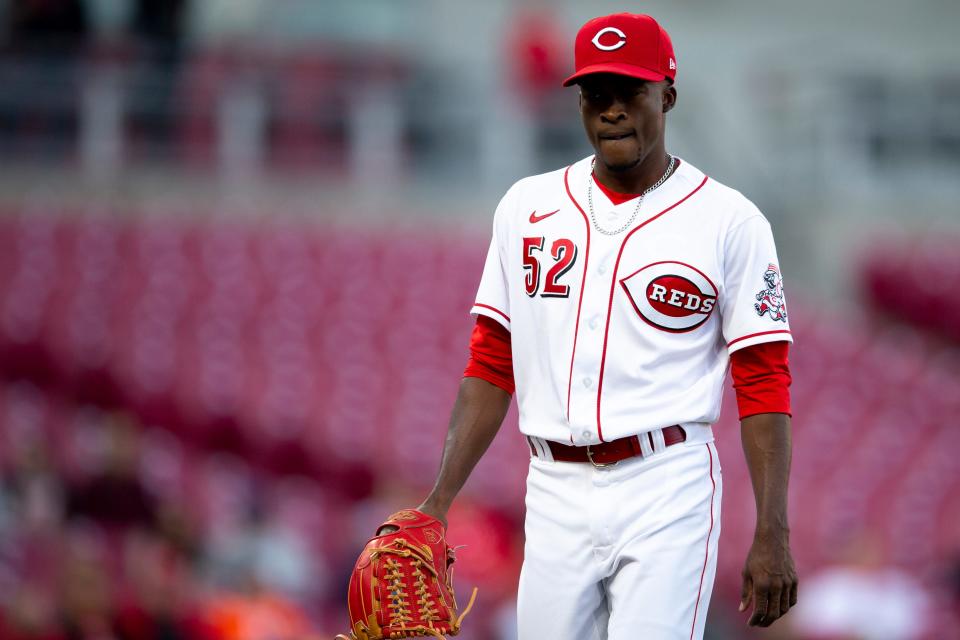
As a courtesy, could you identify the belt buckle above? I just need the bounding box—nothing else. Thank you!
[586,445,617,468]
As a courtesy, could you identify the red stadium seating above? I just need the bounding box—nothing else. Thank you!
[1,213,958,636]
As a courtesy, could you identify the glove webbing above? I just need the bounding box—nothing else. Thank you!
[338,538,478,640]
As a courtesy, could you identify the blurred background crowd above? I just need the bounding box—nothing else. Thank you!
[0,1,958,639]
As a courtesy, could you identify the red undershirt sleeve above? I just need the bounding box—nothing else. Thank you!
[730,341,792,419]
[463,315,515,395]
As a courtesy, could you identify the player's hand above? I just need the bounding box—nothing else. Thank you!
[739,531,798,627]
[376,501,448,536]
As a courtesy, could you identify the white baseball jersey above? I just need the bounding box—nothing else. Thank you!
[471,155,791,445]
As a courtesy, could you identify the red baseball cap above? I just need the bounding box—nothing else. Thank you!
[562,13,676,87]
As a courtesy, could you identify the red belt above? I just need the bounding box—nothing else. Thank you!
[534,425,686,467]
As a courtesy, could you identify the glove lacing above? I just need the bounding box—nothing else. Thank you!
[413,559,441,622]
[384,557,414,628]
[339,530,478,640]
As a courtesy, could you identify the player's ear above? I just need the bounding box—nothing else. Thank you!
[662,82,677,113]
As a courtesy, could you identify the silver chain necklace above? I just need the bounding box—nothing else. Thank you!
[588,155,677,236]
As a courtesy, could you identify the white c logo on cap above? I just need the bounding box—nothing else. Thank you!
[592,26,627,51]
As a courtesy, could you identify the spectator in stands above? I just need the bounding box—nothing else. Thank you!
[113,532,218,640]
[203,587,313,640]
[496,2,568,177]
[58,530,118,640]
[789,532,932,639]
[153,501,204,567]
[66,414,158,532]
[201,489,320,638]
[504,4,565,110]
[0,586,65,640]
[204,491,314,600]
[2,438,63,535]
[1,437,65,609]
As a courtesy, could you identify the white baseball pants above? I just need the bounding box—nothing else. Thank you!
[517,427,722,640]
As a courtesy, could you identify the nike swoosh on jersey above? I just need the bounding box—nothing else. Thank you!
[529,209,560,223]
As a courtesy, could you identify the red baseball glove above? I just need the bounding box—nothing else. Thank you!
[336,509,477,640]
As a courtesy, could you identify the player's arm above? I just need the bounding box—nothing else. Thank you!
[418,316,515,524]
[418,377,512,524]
[739,412,797,627]
[417,184,518,526]
[731,341,798,627]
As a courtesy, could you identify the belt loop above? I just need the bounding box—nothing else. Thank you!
[527,436,538,457]
[529,436,555,462]
[650,427,667,453]
[638,432,654,457]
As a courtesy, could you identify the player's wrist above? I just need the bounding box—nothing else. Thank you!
[417,496,451,525]
[753,520,790,543]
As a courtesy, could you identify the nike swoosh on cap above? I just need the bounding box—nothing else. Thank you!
[529,209,560,223]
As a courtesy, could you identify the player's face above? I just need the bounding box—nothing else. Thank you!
[578,75,675,173]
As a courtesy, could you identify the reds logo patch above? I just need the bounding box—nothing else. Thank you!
[620,261,718,332]
[592,26,627,51]
[754,264,787,322]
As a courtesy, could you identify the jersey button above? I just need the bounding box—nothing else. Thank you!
[583,377,592,388]
[588,315,600,330]
[597,265,607,274]
[582,430,591,439]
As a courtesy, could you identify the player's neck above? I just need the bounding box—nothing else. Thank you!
[593,150,672,196]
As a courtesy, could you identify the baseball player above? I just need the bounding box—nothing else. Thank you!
[414,13,798,639]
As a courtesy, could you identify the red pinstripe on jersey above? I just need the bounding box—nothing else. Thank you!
[562,165,592,422]
[689,442,717,640]
[473,303,510,324]
[727,329,792,348]
[595,175,709,441]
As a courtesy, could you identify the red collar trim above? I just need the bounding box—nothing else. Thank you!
[592,158,684,206]
[592,174,642,205]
